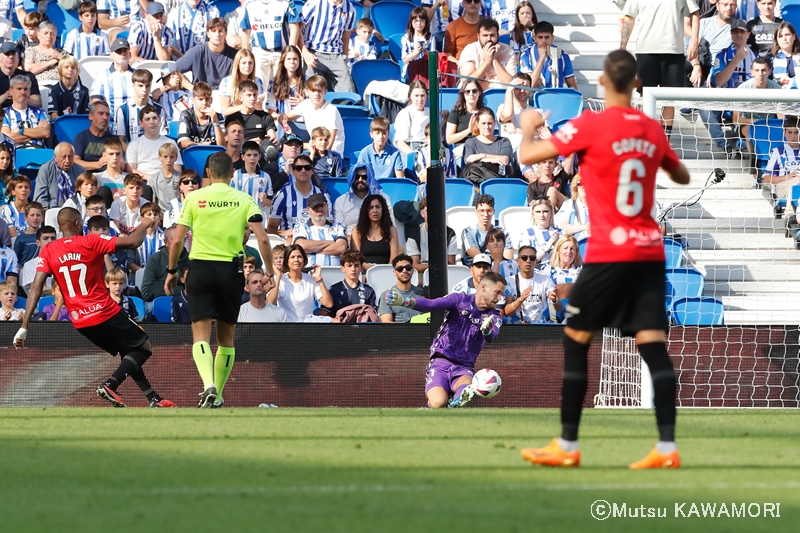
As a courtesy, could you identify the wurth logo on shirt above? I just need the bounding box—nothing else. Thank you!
[199,200,207,209]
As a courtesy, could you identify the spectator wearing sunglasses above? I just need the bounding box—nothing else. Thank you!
[164,169,201,229]
[268,153,332,241]
[377,254,425,323]
[502,244,559,324]
[333,162,393,236]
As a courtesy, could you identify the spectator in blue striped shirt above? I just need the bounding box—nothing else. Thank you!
[151,66,191,122]
[1,75,50,149]
[97,0,133,42]
[167,0,220,56]
[64,2,112,61]
[90,38,135,117]
[1,175,31,237]
[268,153,333,238]
[292,193,347,266]
[348,18,379,66]
[130,2,175,63]
[1,0,25,33]
[240,0,302,87]
[0,244,18,283]
[300,0,356,92]
[230,140,274,215]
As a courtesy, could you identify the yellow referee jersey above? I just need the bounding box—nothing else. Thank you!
[177,182,261,262]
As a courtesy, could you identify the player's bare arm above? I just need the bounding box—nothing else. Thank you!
[248,217,274,276]
[115,217,157,250]
[164,223,190,296]
[519,109,560,166]
[667,164,691,185]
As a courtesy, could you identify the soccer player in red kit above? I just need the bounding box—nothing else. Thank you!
[517,50,691,469]
[13,208,176,408]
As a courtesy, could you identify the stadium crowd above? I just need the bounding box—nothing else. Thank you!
[0,0,783,325]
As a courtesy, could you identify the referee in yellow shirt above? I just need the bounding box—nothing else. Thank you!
[164,152,274,408]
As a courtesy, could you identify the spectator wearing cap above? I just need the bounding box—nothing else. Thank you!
[450,252,493,294]
[299,0,357,93]
[98,0,134,43]
[266,133,323,193]
[174,17,237,90]
[1,75,50,149]
[73,101,117,172]
[33,143,86,209]
[90,38,135,117]
[292,193,347,267]
[268,153,332,240]
[167,0,220,57]
[130,2,176,63]
[710,19,757,88]
[333,162,393,236]
[239,0,302,87]
[24,21,69,85]
[151,63,191,122]
[114,69,168,147]
[0,41,42,110]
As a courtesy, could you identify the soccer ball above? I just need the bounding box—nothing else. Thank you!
[472,369,502,398]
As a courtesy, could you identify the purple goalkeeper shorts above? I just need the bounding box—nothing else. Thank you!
[425,357,475,396]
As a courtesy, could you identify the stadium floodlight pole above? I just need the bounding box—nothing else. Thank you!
[427,50,448,333]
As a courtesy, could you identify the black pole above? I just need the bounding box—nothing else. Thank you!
[427,51,447,334]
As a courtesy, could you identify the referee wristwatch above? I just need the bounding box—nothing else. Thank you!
[166,266,178,275]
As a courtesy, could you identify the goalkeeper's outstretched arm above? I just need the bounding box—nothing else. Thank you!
[384,289,460,313]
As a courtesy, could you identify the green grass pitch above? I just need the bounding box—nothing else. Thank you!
[1,408,798,533]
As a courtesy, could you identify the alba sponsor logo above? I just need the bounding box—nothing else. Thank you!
[609,226,662,246]
[71,304,104,321]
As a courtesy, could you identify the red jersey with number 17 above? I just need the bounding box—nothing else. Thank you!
[550,106,681,264]
[36,233,120,328]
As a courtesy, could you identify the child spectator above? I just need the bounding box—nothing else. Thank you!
[393,81,430,155]
[129,2,175,62]
[770,21,800,86]
[231,140,273,216]
[87,214,134,273]
[149,143,181,212]
[39,280,69,321]
[171,264,190,322]
[510,1,538,61]
[231,80,278,145]
[414,123,457,182]
[62,172,99,219]
[0,279,23,321]
[321,250,377,317]
[177,81,224,149]
[13,202,44,267]
[115,69,168,145]
[126,106,183,180]
[164,169,199,228]
[16,12,42,65]
[485,227,518,278]
[63,2,111,60]
[400,8,435,83]
[110,173,149,235]
[136,201,165,270]
[1,175,30,237]
[278,75,345,155]
[47,56,91,120]
[83,195,119,233]
[19,225,55,293]
[0,242,18,282]
[272,243,286,273]
[167,0,220,56]
[151,66,191,122]
[219,49,264,116]
[264,45,305,117]
[768,116,800,216]
[356,116,404,179]
[524,154,573,209]
[309,127,343,179]
[349,18,379,66]
[105,267,139,320]
[521,21,577,89]
[94,138,128,202]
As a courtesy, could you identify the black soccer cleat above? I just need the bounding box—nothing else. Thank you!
[198,386,217,408]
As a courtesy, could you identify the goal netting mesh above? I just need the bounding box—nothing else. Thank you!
[586,87,800,408]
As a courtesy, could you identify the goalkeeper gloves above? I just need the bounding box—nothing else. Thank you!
[480,316,494,336]
[384,289,412,308]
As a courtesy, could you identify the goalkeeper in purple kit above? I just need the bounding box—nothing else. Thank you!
[384,271,507,408]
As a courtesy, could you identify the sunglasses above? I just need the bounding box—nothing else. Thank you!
[464,0,481,4]
[519,255,535,262]
[394,265,413,272]
[355,173,368,180]
[293,164,313,171]
[463,88,479,95]
[181,179,199,185]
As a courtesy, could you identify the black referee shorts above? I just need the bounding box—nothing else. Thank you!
[565,261,669,336]
[186,259,245,324]
[77,310,149,357]
[636,53,685,90]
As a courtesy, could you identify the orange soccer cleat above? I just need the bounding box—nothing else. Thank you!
[629,448,681,469]
[520,438,580,467]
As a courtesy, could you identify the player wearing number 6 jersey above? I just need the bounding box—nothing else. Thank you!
[12,208,175,408]
[517,50,691,469]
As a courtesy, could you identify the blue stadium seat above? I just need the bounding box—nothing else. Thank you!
[439,87,460,113]
[351,59,402,95]
[181,145,224,176]
[551,118,571,133]
[482,89,506,115]
[443,178,475,209]
[152,296,173,322]
[321,177,350,203]
[671,296,724,326]
[14,296,25,309]
[335,105,370,118]
[376,177,418,203]
[325,92,362,105]
[532,88,584,126]
[53,115,90,144]
[665,267,705,313]
[46,1,81,47]
[128,296,145,320]
[479,178,528,216]
[751,117,784,169]
[341,116,374,166]
[350,0,364,22]
[37,295,54,313]
[370,1,415,42]
[578,239,588,261]
[387,33,404,65]
[16,148,54,172]
[168,121,180,140]
[664,239,684,268]
[783,5,800,29]
[11,28,23,41]
[210,0,238,17]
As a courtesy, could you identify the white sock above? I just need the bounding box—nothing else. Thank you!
[557,438,579,452]
[655,441,677,454]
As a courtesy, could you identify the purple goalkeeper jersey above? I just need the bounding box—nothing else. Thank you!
[413,292,502,367]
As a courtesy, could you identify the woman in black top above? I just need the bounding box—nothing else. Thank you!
[445,80,485,157]
[350,194,399,270]
[462,108,519,177]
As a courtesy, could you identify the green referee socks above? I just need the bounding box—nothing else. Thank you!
[214,346,235,398]
[192,341,214,389]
